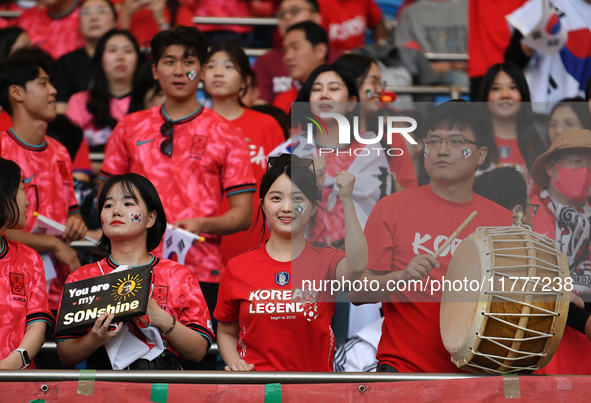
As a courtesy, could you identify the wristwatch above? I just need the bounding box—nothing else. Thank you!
[13,348,30,369]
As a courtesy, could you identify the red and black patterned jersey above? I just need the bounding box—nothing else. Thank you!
[100,105,256,283]
[55,256,215,357]
[15,5,84,59]
[1,129,79,311]
[0,236,54,368]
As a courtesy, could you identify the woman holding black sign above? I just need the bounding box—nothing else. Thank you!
[55,173,214,369]
[0,158,53,369]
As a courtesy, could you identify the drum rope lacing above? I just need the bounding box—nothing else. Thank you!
[457,225,567,374]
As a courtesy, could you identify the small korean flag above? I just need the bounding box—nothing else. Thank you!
[129,213,142,222]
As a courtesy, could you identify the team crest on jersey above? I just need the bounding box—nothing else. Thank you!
[275,271,289,286]
[191,135,207,155]
[10,273,25,296]
[152,285,168,304]
[57,161,69,181]
[499,146,511,160]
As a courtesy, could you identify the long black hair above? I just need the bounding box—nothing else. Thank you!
[0,158,22,229]
[86,29,143,130]
[477,62,546,170]
[549,97,591,132]
[293,63,360,130]
[257,155,321,240]
[97,173,167,253]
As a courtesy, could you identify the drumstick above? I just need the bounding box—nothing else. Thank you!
[432,211,478,258]
[166,223,205,242]
[33,212,98,244]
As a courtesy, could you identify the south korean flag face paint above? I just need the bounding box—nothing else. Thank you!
[129,213,142,223]
[295,203,306,215]
[186,70,197,81]
[424,147,429,159]
[461,147,472,159]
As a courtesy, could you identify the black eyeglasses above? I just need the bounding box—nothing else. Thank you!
[160,120,174,156]
[424,136,479,149]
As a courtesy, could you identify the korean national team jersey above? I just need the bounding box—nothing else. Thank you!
[0,237,54,368]
[55,256,215,357]
[1,129,80,311]
[214,242,345,371]
[101,105,256,283]
[1,130,79,232]
[15,6,84,59]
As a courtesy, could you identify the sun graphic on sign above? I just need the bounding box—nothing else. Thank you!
[111,273,143,302]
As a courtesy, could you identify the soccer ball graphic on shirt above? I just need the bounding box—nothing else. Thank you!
[301,286,319,321]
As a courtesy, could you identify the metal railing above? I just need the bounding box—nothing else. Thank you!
[192,16,279,26]
[0,10,21,18]
[39,341,219,356]
[0,370,486,383]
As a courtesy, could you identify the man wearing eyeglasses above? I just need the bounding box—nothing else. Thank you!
[350,100,513,373]
[100,27,256,368]
[253,0,343,104]
[530,129,591,375]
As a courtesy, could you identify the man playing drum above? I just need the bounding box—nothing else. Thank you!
[350,100,513,373]
[530,129,591,375]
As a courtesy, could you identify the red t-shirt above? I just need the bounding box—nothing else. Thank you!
[0,111,11,132]
[0,236,54,369]
[467,0,527,78]
[272,87,299,114]
[55,256,215,358]
[494,135,534,194]
[364,185,513,372]
[214,242,345,371]
[66,91,131,149]
[191,0,253,34]
[317,0,383,51]
[219,108,285,264]
[1,129,79,311]
[253,48,343,103]
[100,105,256,283]
[71,138,92,175]
[15,5,84,59]
[124,6,195,49]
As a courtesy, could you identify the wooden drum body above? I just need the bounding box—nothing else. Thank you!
[440,225,570,374]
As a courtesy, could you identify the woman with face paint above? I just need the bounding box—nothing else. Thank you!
[271,64,392,249]
[55,173,214,369]
[0,158,53,370]
[202,42,286,265]
[477,62,547,194]
[215,154,368,371]
[334,54,418,192]
[530,129,591,375]
[65,29,144,158]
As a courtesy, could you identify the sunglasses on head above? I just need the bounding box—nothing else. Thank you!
[160,120,174,156]
[268,154,316,177]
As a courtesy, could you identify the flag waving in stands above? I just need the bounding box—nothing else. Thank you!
[511,0,567,56]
